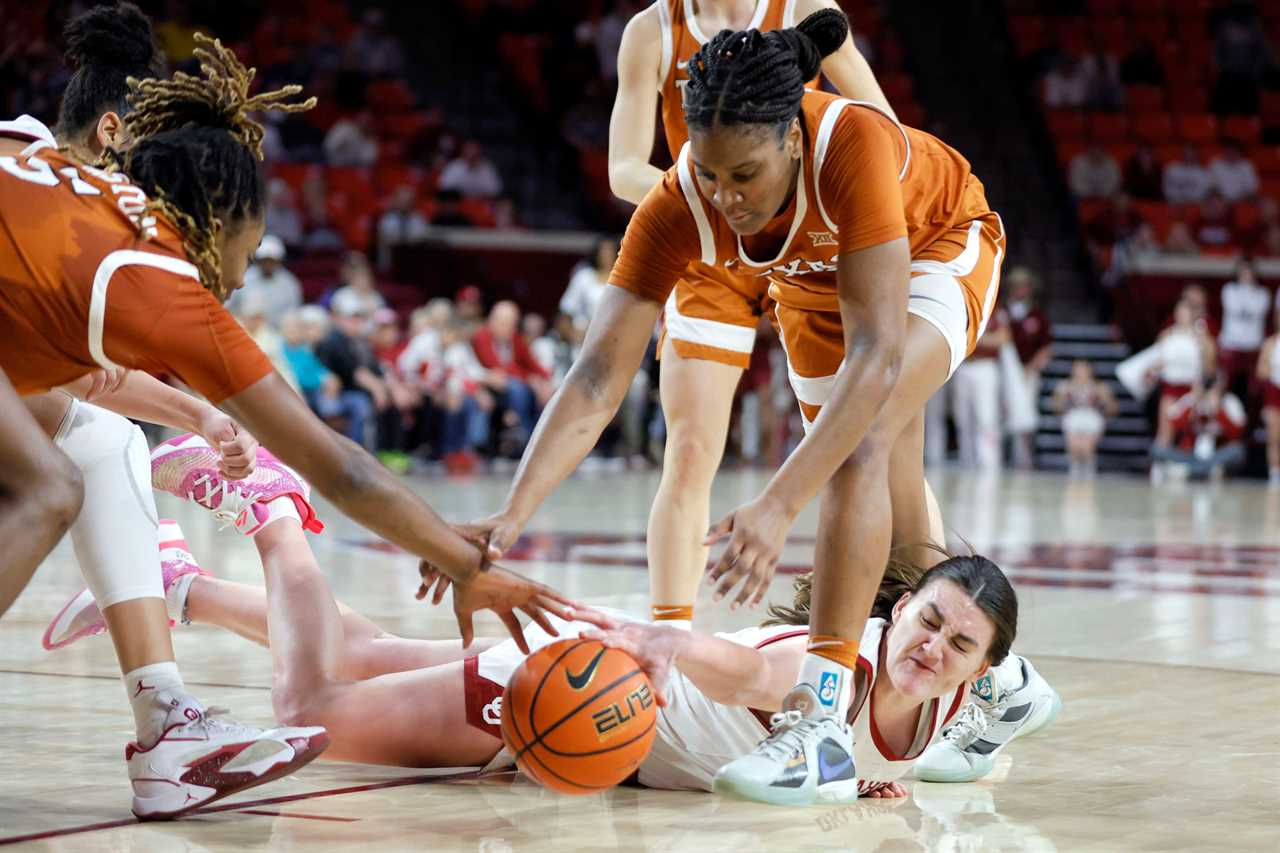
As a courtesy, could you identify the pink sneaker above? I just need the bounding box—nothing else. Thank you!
[42,520,210,651]
[151,433,323,535]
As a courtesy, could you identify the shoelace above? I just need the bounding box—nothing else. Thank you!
[757,710,826,762]
[942,701,990,749]
[187,475,254,530]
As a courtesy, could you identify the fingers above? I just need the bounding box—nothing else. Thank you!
[703,513,734,546]
[456,609,475,650]
[570,606,620,631]
[519,603,558,637]
[499,610,530,654]
[430,573,451,606]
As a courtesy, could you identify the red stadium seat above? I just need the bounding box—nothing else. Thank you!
[1130,18,1170,43]
[1105,142,1139,166]
[1057,139,1089,167]
[1169,86,1210,114]
[896,102,926,129]
[1059,19,1090,55]
[1176,114,1219,144]
[1261,92,1280,127]
[1008,16,1044,54]
[1130,0,1170,13]
[1088,113,1130,142]
[1087,0,1124,16]
[880,75,913,105]
[325,167,373,200]
[366,80,416,114]
[374,164,425,197]
[1078,198,1112,225]
[1095,20,1130,56]
[1133,201,1173,240]
[1046,110,1087,139]
[1252,146,1280,178]
[1263,176,1280,200]
[1222,117,1262,147]
[269,163,319,198]
[1155,144,1184,165]
[1133,113,1175,144]
[1126,86,1165,112]
[1233,202,1261,235]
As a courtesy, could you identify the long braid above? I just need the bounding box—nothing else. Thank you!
[125,33,315,160]
[684,9,848,136]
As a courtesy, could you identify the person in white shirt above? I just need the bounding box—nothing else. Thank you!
[329,251,387,321]
[438,140,503,199]
[323,112,379,167]
[264,178,305,248]
[1068,144,1121,199]
[1218,258,1271,395]
[1163,145,1211,204]
[225,235,303,327]
[1207,140,1260,202]
[559,236,619,349]
[1043,55,1088,108]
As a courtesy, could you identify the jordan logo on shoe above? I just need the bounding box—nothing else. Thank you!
[132,680,154,697]
[566,648,607,690]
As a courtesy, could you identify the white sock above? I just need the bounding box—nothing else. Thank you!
[124,661,187,744]
[164,573,200,624]
[656,618,692,631]
[794,652,854,718]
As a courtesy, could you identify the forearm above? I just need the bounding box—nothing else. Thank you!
[766,348,898,515]
[609,159,665,206]
[67,371,208,432]
[673,631,795,710]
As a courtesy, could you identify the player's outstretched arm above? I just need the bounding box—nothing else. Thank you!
[608,5,665,204]
[469,286,662,556]
[221,370,583,652]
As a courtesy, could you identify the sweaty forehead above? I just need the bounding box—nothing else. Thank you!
[916,579,995,648]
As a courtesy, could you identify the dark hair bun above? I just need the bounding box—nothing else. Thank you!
[63,2,158,73]
[786,9,849,80]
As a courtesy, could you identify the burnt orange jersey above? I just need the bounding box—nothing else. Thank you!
[0,145,271,403]
[612,90,992,313]
[657,0,815,160]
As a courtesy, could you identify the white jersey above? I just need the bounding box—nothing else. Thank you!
[0,114,55,155]
[464,614,966,793]
[1219,281,1269,352]
[1159,328,1204,386]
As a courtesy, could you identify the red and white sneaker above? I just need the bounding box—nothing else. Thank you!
[151,434,323,536]
[128,691,329,820]
[42,520,210,651]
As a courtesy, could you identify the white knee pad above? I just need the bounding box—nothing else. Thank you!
[54,399,162,608]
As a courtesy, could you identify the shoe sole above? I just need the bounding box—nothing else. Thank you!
[42,589,105,651]
[132,731,330,821]
[712,775,859,806]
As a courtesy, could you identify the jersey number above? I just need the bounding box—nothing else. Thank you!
[0,156,101,195]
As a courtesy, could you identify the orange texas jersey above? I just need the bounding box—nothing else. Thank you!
[657,0,817,161]
[0,146,272,403]
[610,89,992,312]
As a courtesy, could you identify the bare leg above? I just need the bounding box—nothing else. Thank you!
[1265,409,1280,471]
[647,340,743,613]
[0,373,83,617]
[886,412,946,569]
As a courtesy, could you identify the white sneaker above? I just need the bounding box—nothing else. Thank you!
[911,654,1060,783]
[712,684,859,806]
[128,692,329,820]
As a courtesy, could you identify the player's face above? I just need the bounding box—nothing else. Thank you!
[690,119,803,236]
[216,214,267,301]
[884,580,995,701]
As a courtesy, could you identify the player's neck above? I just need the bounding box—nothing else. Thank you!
[692,0,761,32]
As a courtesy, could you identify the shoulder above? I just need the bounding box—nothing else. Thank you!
[621,2,662,42]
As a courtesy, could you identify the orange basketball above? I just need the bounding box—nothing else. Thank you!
[500,638,657,794]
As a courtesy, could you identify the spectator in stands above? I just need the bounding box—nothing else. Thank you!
[1256,308,1280,485]
[300,172,345,251]
[1251,196,1280,253]
[1151,299,1217,480]
[1261,223,1280,257]
[288,305,375,446]
[324,111,379,167]
[436,318,495,472]
[1165,221,1201,255]
[234,292,297,393]
[1043,55,1088,108]
[1069,143,1121,199]
[329,252,387,319]
[1208,140,1260,202]
[951,308,1009,472]
[377,185,431,269]
[455,285,485,326]
[1080,50,1123,111]
[1054,360,1117,478]
[1151,388,1248,481]
[1218,258,1270,399]
[1163,145,1211,204]
[1123,145,1164,201]
[559,235,619,348]
[1211,5,1270,115]
[398,298,454,385]
[1085,193,1146,246]
[1181,283,1220,337]
[1120,40,1164,87]
[438,140,503,199]
[1193,190,1236,248]
[226,235,303,326]
[492,198,519,229]
[370,308,421,467]
[315,301,393,451]
[523,313,555,375]
[577,0,641,83]
[345,9,406,77]
[472,300,553,453]
[1006,267,1053,469]
[264,178,305,249]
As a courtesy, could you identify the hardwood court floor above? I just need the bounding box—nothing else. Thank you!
[1,469,1278,851]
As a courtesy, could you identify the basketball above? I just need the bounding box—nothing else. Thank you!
[500,638,657,794]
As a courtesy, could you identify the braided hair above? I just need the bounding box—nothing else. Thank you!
[55,2,163,143]
[683,9,848,140]
[118,34,315,299]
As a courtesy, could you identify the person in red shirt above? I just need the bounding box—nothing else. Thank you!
[1005,268,1053,468]
[471,300,554,449]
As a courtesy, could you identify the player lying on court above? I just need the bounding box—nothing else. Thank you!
[453,10,1007,803]
[50,435,1042,801]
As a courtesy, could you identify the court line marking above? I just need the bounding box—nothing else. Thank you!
[235,809,359,822]
[0,770,480,846]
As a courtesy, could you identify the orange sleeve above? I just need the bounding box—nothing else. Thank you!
[820,108,909,255]
[608,169,702,303]
[102,265,273,404]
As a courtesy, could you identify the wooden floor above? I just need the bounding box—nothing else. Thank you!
[2,468,1279,851]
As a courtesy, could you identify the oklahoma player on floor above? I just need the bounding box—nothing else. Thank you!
[609,0,898,632]
[62,442,1016,801]
[454,10,1006,803]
